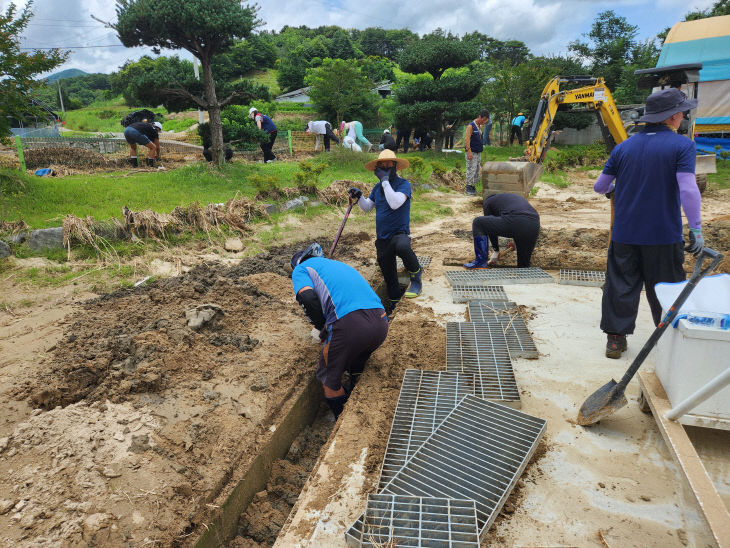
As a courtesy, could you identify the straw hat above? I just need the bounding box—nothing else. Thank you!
[364,149,410,171]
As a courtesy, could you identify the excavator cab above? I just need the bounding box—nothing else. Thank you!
[633,63,716,186]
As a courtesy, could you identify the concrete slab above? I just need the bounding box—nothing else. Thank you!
[275,275,721,547]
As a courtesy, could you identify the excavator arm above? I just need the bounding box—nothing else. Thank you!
[525,76,628,163]
[482,76,628,198]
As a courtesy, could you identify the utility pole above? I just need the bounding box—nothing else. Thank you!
[57,80,65,116]
[193,58,204,125]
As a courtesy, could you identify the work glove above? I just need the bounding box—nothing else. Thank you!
[685,228,704,256]
[348,187,362,201]
[605,182,615,200]
[374,167,390,183]
[319,327,328,343]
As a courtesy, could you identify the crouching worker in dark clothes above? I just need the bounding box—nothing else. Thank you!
[123,121,161,167]
[291,243,389,419]
[349,150,423,313]
[464,192,540,269]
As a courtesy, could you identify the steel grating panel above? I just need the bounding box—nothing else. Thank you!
[379,395,547,540]
[345,494,479,548]
[451,285,508,303]
[446,322,521,406]
[445,268,554,286]
[559,269,606,287]
[467,302,538,359]
[378,370,479,490]
[396,255,432,270]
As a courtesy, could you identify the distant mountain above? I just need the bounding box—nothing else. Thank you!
[46,69,88,82]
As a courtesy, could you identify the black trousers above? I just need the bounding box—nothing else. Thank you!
[472,213,540,268]
[375,233,420,301]
[323,123,339,151]
[509,125,523,145]
[445,131,454,149]
[261,131,277,162]
[396,129,411,153]
[601,241,685,335]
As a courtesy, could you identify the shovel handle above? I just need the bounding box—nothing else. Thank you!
[617,247,723,389]
[328,201,354,258]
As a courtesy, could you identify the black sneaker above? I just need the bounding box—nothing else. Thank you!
[605,334,627,359]
[465,185,477,196]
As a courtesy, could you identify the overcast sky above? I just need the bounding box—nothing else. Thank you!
[3,0,718,77]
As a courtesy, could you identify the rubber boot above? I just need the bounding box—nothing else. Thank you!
[146,157,155,168]
[128,157,138,168]
[463,236,489,269]
[404,267,422,298]
[325,394,348,420]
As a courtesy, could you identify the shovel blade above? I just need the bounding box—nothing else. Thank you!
[576,379,629,426]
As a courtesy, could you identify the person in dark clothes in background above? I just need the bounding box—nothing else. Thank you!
[395,125,411,153]
[464,192,540,269]
[123,120,161,167]
[249,107,277,162]
[379,128,397,151]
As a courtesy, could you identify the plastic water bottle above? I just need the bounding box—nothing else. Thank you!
[686,312,730,330]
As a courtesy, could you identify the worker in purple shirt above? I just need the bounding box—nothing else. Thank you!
[593,88,704,359]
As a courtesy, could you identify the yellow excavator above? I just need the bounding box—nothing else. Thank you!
[483,64,715,196]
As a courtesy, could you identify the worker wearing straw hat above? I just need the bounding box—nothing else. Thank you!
[347,150,422,314]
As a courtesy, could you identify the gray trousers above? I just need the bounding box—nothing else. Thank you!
[466,152,481,188]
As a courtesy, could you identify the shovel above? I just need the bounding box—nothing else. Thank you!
[576,247,723,426]
[328,199,355,258]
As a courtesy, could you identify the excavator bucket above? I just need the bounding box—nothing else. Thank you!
[481,161,544,198]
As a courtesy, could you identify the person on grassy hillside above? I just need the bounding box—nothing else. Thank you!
[509,112,527,145]
[249,107,277,163]
[379,128,397,152]
[593,87,703,359]
[305,120,340,152]
[341,120,372,152]
[482,113,493,147]
[291,242,389,420]
[464,109,489,196]
[123,121,161,167]
[464,192,540,269]
[348,149,423,313]
[395,125,411,153]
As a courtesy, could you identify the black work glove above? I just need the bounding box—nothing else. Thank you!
[389,166,397,182]
[605,182,615,200]
[374,167,390,183]
[319,327,328,343]
[348,187,362,201]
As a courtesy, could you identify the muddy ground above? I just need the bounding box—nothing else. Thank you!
[0,168,728,547]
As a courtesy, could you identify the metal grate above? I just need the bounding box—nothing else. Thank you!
[446,268,554,286]
[446,322,520,406]
[451,285,508,303]
[379,395,547,539]
[559,269,606,287]
[467,302,538,359]
[397,255,432,270]
[345,494,480,548]
[378,370,479,490]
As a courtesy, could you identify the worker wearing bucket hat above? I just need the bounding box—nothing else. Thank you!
[593,87,703,359]
[348,150,422,313]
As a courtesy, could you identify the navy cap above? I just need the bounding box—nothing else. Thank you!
[639,88,698,123]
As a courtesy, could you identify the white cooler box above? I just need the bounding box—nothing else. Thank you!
[654,274,730,429]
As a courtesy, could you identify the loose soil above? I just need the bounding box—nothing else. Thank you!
[0,166,728,547]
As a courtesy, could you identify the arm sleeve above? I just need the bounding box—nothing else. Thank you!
[358,196,375,212]
[593,172,616,194]
[381,181,407,209]
[677,172,702,229]
[295,289,325,330]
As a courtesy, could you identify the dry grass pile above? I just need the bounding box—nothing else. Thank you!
[317,179,370,205]
[432,168,464,190]
[24,146,127,169]
[0,219,29,233]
